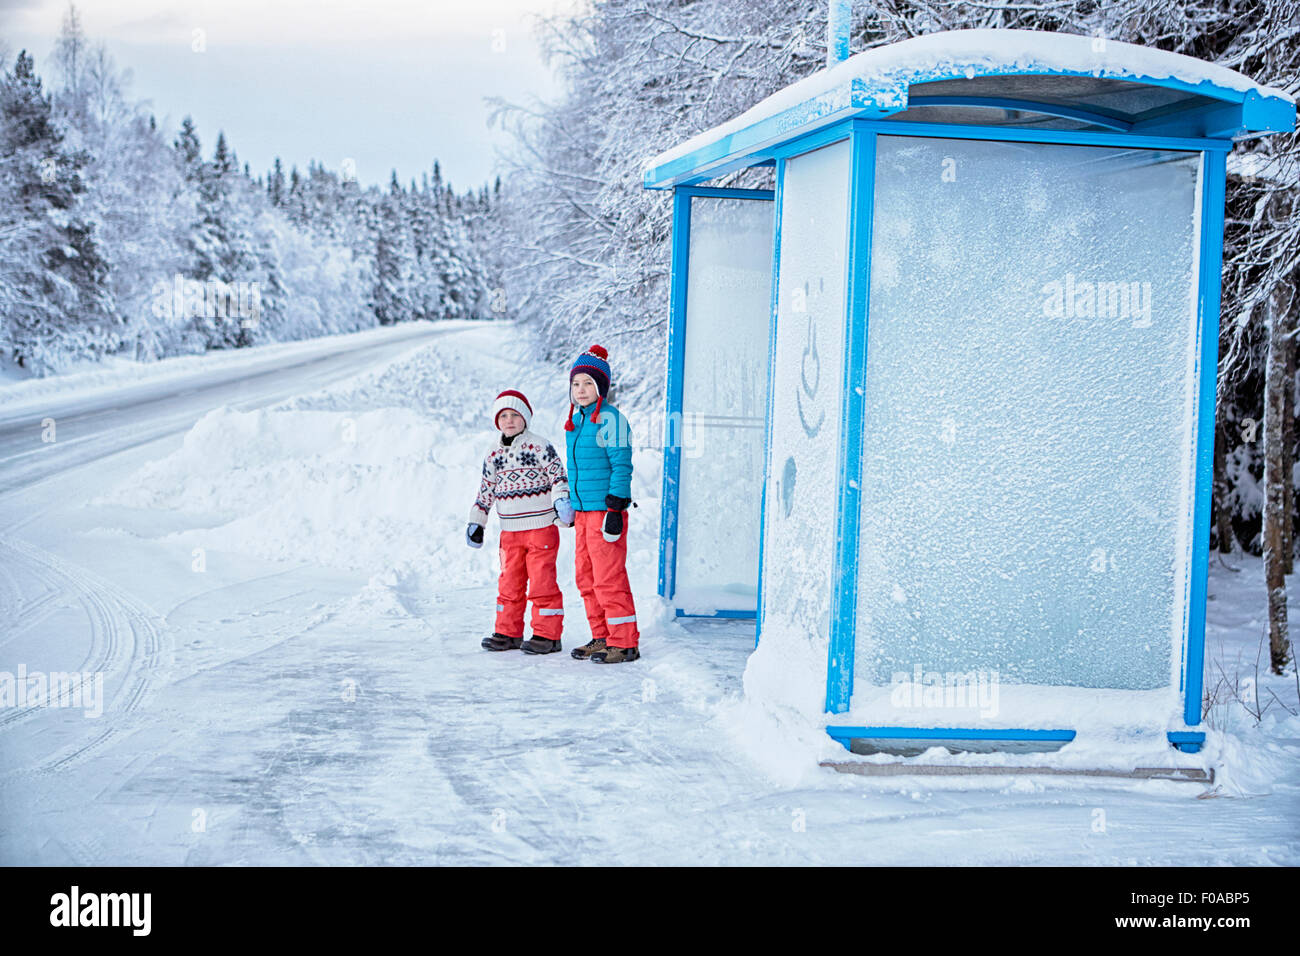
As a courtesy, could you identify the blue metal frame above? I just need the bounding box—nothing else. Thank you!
[807,122,1227,749]
[906,95,1135,131]
[658,188,691,602]
[675,608,756,620]
[647,42,1292,755]
[1133,89,1295,139]
[643,52,1290,188]
[1168,731,1207,754]
[757,125,856,648]
[826,726,1078,747]
[651,118,1230,191]
[850,119,1231,152]
[646,81,875,189]
[825,121,876,713]
[754,160,788,648]
[671,185,777,202]
[768,121,855,160]
[1183,149,1227,731]
[658,184,774,616]
[826,727,1207,753]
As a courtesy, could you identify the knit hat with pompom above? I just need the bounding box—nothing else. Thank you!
[492,389,532,430]
[566,344,611,431]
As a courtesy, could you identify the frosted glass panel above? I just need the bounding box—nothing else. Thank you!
[855,136,1201,691]
[760,139,851,643]
[676,195,774,608]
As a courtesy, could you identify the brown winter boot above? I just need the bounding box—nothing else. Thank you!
[570,638,606,660]
[590,644,640,664]
[521,636,562,655]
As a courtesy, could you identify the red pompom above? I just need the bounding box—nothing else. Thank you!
[587,344,608,360]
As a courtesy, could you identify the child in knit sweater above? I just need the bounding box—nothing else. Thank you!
[467,389,575,654]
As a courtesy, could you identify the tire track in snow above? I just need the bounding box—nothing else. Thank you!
[0,533,170,775]
[29,592,349,780]
[0,535,122,730]
[0,556,69,653]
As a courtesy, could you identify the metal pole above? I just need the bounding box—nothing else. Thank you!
[827,0,851,66]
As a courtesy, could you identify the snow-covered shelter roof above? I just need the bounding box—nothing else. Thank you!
[643,29,1297,189]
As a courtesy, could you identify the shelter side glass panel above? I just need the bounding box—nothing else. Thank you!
[675,194,774,611]
[854,135,1201,694]
[760,139,851,645]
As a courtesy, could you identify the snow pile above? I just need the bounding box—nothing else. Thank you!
[720,637,1211,784]
[96,324,665,622]
[98,404,493,589]
[719,628,849,786]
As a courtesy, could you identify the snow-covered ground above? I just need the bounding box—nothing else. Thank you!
[0,322,1296,865]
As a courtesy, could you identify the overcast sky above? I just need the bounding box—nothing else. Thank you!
[1,0,569,189]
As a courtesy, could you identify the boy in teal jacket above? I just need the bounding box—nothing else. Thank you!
[563,345,639,663]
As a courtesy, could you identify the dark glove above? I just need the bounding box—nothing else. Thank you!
[602,509,624,542]
[605,495,631,511]
[466,523,484,548]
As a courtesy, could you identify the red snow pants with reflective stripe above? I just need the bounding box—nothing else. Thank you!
[495,524,563,640]
[574,510,638,648]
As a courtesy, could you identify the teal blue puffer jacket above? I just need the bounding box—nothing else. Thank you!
[565,400,633,511]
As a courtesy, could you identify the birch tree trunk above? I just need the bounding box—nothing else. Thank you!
[1214,421,1237,554]
[1263,284,1296,676]
[1283,317,1295,575]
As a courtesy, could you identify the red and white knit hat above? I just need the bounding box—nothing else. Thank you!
[492,389,533,429]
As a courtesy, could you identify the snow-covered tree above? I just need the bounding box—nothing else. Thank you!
[0,49,117,373]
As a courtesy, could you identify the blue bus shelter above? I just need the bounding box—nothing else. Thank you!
[644,28,1295,756]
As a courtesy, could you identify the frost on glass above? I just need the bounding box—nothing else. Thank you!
[676,196,774,608]
[760,139,851,646]
[855,136,1201,692]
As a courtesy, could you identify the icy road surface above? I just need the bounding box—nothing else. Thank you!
[0,322,1296,865]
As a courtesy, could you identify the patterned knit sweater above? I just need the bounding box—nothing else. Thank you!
[469,429,570,532]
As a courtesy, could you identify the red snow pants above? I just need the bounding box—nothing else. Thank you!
[495,524,563,640]
[574,510,639,648]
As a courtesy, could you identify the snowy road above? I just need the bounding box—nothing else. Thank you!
[0,322,446,497]
[0,322,1296,865]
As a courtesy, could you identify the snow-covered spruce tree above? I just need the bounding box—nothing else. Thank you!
[50,16,196,363]
[167,122,300,349]
[206,133,262,347]
[407,175,440,322]
[0,49,117,374]
[436,204,487,320]
[370,173,416,325]
[465,178,511,320]
[247,206,289,345]
[267,157,287,209]
[170,117,221,351]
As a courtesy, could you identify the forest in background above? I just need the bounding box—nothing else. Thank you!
[0,6,513,377]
